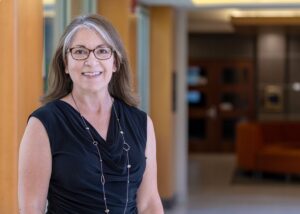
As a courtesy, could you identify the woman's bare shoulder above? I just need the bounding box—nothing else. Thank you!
[22,116,50,147]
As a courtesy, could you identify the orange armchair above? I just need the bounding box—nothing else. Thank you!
[236,121,300,174]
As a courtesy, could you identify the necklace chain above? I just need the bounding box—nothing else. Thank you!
[70,93,130,214]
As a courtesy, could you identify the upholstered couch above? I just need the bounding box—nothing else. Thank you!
[236,121,300,174]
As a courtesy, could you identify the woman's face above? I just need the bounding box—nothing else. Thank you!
[66,27,116,94]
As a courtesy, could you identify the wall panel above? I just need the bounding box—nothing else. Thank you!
[150,6,174,200]
[0,0,43,213]
[97,0,130,50]
[0,0,17,212]
[97,0,137,91]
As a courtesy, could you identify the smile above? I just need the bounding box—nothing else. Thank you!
[81,71,102,77]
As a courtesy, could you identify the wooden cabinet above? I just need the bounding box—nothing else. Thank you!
[187,59,255,153]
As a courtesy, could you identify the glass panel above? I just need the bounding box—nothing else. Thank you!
[220,93,247,110]
[187,66,208,86]
[188,91,206,107]
[137,6,150,113]
[189,119,206,139]
[222,67,248,84]
[43,0,56,92]
[222,119,238,140]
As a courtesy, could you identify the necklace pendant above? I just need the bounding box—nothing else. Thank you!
[123,142,130,151]
[101,175,105,184]
[105,208,110,213]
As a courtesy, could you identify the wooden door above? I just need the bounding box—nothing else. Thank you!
[187,59,255,153]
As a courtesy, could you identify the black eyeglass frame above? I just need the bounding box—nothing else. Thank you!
[67,46,114,61]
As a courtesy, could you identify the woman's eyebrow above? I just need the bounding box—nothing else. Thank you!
[97,44,110,48]
[71,44,86,47]
[71,44,109,48]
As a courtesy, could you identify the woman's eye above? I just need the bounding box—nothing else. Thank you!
[97,48,109,55]
[73,48,87,55]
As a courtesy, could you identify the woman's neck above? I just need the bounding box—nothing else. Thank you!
[70,89,113,115]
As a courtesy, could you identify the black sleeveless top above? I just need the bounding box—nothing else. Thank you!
[30,99,147,214]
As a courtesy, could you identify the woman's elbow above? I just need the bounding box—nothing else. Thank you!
[138,197,164,214]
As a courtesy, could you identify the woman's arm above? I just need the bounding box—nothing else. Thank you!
[137,116,164,214]
[18,117,52,214]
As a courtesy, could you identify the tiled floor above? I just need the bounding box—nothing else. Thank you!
[165,154,300,214]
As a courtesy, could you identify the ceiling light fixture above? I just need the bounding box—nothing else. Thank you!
[231,9,300,17]
[192,0,300,5]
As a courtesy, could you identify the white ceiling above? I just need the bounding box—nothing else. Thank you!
[138,0,300,9]
[138,0,300,33]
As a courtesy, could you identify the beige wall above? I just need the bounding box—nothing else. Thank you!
[0,0,43,213]
[150,6,175,200]
[97,0,138,90]
[98,0,131,51]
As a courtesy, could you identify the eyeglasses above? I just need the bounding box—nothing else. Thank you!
[68,46,113,60]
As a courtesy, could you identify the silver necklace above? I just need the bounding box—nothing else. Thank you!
[70,93,131,214]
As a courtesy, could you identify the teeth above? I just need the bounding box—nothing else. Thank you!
[82,71,102,77]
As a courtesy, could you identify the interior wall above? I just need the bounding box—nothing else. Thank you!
[0,1,17,212]
[257,28,286,84]
[189,29,300,121]
[257,27,287,120]
[150,6,175,201]
[98,0,130,51]
[189,33,255,59]
[97,0,138,88]
[0,0,43,213]
[287,35,300,119]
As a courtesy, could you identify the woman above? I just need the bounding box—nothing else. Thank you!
[18,14,164,214]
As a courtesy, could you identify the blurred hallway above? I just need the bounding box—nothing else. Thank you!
[166,154,300,214]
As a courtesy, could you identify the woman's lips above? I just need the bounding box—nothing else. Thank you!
[81,71,102,77]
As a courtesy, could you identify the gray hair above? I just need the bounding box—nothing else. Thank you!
[62,22,122,62]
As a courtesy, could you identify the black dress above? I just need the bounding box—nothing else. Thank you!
[30,98,147,214]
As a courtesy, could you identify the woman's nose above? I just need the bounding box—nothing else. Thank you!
[84,51,99,66]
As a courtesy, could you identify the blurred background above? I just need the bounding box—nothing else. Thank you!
[3,0,300,213]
